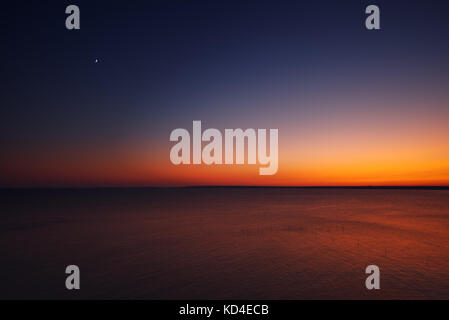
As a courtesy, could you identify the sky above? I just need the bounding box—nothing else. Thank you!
[1,0,449,187]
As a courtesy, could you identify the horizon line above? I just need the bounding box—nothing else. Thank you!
[1,185,449,190]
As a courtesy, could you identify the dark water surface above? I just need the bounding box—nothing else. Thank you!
[1,188,449,299]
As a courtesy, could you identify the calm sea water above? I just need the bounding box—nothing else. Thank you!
[1,188,449,299]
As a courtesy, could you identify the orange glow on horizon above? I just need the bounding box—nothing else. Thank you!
[1,99,449,188]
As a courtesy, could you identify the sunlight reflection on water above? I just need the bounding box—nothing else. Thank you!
[1,188,449,299]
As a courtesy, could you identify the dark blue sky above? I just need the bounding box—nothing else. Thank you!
[1,1,449,186]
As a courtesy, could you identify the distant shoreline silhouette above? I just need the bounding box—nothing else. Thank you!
[1,185,449,191]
